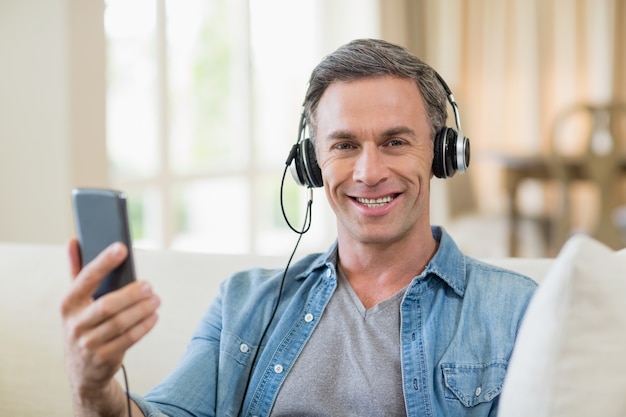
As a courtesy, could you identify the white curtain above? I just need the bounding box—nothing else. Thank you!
[379,0,622,214]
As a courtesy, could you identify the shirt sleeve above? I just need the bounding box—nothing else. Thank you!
[129,392,170,417]
[134,293,226,417]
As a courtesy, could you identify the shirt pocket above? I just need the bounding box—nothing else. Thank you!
[441,361,507,407]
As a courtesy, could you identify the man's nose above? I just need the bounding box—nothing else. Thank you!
[352,144,389,186]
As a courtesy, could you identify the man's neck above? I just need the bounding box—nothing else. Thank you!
[336,227,438,309]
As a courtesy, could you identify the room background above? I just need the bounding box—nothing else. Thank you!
[1,0,623,257]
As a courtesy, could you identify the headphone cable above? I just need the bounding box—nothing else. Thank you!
[280,162,313,234]
[240,163,313,410]
[121,363,132,416]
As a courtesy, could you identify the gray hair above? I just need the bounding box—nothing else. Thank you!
[303,38,447,142]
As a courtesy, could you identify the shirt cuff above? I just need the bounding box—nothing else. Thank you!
[128,391,169,417]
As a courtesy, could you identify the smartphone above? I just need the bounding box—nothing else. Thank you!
[71,188,137,299]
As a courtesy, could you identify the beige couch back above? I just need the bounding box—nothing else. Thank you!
[0,242,552,416]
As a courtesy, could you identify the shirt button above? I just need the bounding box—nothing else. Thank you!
[304,313,314,322]
[239,343,249,353]
[274,364,284,374]
[475,386,482,396]
[326,268,332,277]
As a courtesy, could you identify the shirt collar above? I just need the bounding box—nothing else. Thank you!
[424,226,467,297]
[291,242,338,281]
[294,226,468,297]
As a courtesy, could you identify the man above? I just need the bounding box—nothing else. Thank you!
[61,39,537,416]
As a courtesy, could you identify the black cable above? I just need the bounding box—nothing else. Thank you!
[280,163,313,235]
[241,166,313,407]
[121,363,132,416]
[117,162,313,416]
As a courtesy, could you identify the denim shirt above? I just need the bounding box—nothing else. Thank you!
[132,226,537,417]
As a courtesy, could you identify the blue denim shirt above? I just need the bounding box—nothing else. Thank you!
[132,226,537,417]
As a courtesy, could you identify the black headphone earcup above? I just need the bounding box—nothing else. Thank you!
[289,138,323,188]
[301,139,323,187]
[433,128,471,179]
[289,146,308,187]
[433,128,449,178]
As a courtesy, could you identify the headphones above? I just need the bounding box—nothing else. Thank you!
[287,72,470,187]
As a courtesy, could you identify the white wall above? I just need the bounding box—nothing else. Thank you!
[0,0,108,244]
[313,0,380,54]
[0,0,454,246]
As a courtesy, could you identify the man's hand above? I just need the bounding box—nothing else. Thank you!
[61,239,160,416]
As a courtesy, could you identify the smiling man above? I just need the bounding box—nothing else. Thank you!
[61,39,537,417]
[315,75,437,308]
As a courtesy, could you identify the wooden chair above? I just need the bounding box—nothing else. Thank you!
[548,102,626,252]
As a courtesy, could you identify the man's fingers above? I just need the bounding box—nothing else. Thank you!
[67,242,128,303]
[78,284,160,348]
[91,310,160,364]
[60,240,158,415]
[68,238,82,278]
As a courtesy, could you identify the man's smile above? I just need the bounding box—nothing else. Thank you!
[353,194,398,208]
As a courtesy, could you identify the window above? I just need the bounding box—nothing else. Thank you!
[105,0,377,255]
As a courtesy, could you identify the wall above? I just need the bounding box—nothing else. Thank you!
[0,0,455,246]
[0,0,107,244]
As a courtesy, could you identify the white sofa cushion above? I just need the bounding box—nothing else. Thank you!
[499,234,626,417]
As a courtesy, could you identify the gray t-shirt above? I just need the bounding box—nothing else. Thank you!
[270,268,408,416]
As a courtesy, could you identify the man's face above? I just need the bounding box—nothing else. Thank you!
[315,75,434,247]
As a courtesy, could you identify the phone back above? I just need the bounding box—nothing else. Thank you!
[72,188,136,298]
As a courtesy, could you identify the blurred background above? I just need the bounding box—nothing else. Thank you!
[1,0,625,258]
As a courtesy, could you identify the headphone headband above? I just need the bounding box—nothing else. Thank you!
[289,72,470,186]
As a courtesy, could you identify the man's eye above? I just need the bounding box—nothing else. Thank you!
[335,143,355,150]
[387,139,405,147]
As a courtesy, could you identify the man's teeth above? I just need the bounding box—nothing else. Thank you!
[356,196,394,208]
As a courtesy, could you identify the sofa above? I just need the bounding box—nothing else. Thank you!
[0,236,623,416]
